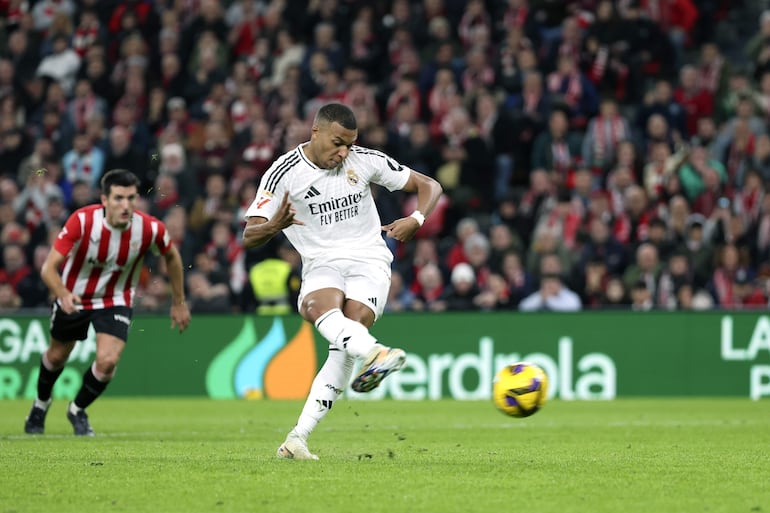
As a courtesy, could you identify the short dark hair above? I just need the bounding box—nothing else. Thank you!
[315,103,357,130]
[101,169,140,196]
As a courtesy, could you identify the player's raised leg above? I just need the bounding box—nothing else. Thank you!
[350,344,406,393]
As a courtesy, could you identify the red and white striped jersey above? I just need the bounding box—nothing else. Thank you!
[54,205,172,309]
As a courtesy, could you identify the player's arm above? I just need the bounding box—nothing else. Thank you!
[382,170,443,242]
[243,192,304,249]
[163,244,191,333]
[40,247,81,314]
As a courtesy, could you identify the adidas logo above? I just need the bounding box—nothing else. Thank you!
[368,297,378,306]
[304,186,320,199]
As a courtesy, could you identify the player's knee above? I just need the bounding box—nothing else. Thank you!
[46,350,69,368]
[95,355,120,376]
[46,344,73,368]
[343,303,375,327]
[301,298,326,323]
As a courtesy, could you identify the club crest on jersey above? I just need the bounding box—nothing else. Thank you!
[346,169,359,186]
[130,240,141,250]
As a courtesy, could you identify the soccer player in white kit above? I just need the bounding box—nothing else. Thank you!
[243,103,442,460]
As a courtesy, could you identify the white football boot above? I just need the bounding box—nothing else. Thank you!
[276,431,319,460]
[350,344,406,393]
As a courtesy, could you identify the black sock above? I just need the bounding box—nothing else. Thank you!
[37,360,64,402]
[73,366,109,409]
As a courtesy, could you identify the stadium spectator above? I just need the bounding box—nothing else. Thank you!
[673,65,715,138]
[498,249,536,308]
[656,249,694,309]
[579,217,628,277]
[36,34,81,96]
[579,256,611,308]
[0,282,23,311]
[134,274,172,313]
[441,262,481,311]
[530,108,583,189]
[519,252,582,311]
[413,261,447,312]
[581,96,632,173]
[623,242,663,300]
[678,144,728,203]
[0,0,766,318]
[629,279,654,311]
[185,269,231,313]
[384,269,416,313]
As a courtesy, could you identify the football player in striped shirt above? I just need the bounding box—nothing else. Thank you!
[243,103,443,459]
[24,169,191,436]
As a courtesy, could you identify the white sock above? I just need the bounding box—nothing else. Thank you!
[292,349,356,440]
[34,398,52,410]
[68,401,83,415]
[314,308,378,359]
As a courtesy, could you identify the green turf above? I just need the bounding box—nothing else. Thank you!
[1,398,768,513]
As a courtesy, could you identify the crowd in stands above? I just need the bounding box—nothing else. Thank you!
[1,0,769,314]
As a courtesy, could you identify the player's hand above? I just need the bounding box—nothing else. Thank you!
[382,216,421,242]
[59,293,82,314]
[170,302,191,333]
[273,192,305,229]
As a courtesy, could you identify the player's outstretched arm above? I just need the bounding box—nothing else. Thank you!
[40,247,82,314]
[242,192,304,249]
[164,245,191,333]
[382,170,443,242]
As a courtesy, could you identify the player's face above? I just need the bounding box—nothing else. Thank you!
[102,185,138,229]
[310,121,357,169]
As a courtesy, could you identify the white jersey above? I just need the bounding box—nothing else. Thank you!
[245,143,410,265]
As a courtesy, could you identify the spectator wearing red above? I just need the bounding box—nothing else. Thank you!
[227,0,263,58]
[581,96,632,173]
[546,54,599,129]
[707,243,747,307]
[0,243,32,293]
[458,0,492,50]
[413,262,447,312]
[613,185,653,246]
[204,220,246,297]
[72,8,104,58]
[639,0,698,65]
[732,269,768,308]
[673,65,714,138]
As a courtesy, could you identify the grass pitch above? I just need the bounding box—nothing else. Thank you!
[1,398,768,513]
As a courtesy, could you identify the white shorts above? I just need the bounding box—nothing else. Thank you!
[299,257,391,320]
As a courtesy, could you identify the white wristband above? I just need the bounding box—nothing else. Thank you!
[410,210,425,226]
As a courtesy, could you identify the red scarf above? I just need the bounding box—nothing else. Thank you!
[503,6,528,29]
[713,268,735,307]
[699,56,724,94]
[592,115,628,166]
[726,134,755,184]
[73,24,98,57]
[548,72,582,107]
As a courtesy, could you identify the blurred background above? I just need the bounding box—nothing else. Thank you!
[1,0,770,315]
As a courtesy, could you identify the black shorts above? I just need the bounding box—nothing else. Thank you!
[50,302,133,342]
